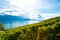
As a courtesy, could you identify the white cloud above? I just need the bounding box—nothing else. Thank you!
[0,8,25,16]
[6,0,37,10]
[40,13,60,20]
[6,0,52,9]
[4,0,54,20]
[5,0,52,14]
[28,21,39,24]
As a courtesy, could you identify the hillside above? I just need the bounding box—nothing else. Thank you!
[0,16,60,40]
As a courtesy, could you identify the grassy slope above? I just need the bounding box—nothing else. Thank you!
[0,16,60,40]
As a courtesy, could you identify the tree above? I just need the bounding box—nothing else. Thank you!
[0,23,4,31]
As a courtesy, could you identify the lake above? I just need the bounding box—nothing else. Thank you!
[1,20,39,29]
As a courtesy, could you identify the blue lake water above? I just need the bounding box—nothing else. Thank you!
[1,21,39,29]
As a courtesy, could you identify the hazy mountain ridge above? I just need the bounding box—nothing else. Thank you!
[0,13,30,21]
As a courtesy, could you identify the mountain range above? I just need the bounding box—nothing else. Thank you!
[0,13,30,22]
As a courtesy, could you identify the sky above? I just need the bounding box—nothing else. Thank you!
[0,0,60,20]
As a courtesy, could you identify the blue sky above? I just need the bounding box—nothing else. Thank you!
[0,0,60,19]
